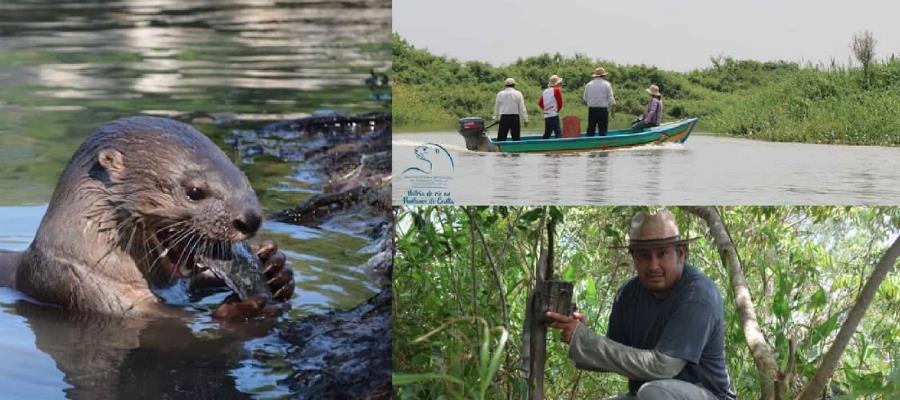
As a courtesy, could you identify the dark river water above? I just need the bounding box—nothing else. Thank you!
[393,132,900,205]
[0,1,389,399]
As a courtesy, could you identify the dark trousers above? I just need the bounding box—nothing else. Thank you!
[542,115,561,139]
[631,120,659,132]
[631,120,650,132]
[497,114,520,141]
[587,107,609,136]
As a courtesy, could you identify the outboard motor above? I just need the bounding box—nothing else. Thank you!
[458,117,492,151]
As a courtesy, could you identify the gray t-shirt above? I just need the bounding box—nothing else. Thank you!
[607,263,736,399]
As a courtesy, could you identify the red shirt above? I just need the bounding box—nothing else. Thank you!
[538,86,563,117]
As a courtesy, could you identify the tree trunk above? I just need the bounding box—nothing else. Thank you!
[795,234,900,400]
[523,213,556,400]
[683,206,780,400]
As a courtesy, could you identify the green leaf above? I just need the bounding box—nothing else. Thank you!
[603,223,617,237]
[497,207,508,218]
[521,208,542,222]
[809,312,840,347]
[564,265,576,281]
[479,325,490,380]
[773,293,789,321]
[485,213,498,225]
[569,253,587,270]
[479,327,509,397]
[392,373,466,386]
[549,206,564,223]
[810,287,827,309]
[585,278,597,299]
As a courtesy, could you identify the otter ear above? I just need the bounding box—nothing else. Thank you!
[98,148,125,179]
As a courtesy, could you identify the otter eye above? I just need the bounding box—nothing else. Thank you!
[186,187,205,201]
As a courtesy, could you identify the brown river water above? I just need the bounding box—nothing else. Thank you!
[393,132,900,205]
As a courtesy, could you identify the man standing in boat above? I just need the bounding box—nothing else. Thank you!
[583,67,615,137]
[539,74,564,139]
[632,84,664,132]
[546,209,736,400]
[493,77,529,141]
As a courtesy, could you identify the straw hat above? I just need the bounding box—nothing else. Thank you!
[504,77,517,86]
[610,209,698,249]
[646,84,662,97]
[592,67,608,77]
[548,75,563,87]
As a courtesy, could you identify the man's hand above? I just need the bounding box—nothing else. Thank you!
[524,120,529,128]
[545,311,585,344]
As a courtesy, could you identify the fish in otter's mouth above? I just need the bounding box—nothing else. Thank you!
[149,226,270,302]
[196,242,270,302]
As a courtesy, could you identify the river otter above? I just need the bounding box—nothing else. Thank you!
[0,116,294,318]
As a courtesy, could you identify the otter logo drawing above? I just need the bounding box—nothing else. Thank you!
[399,143,456,205]
[402,143,454,175]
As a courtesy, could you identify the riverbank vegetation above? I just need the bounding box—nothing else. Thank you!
[394,33,900,146]
[393,206,900,399]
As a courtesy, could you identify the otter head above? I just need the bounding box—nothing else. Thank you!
[75,116,261,282]
[413,146,427,160]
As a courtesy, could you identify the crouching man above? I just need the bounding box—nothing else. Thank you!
[546,209,736,400]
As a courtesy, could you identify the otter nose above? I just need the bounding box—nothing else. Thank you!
[233,210,262,236]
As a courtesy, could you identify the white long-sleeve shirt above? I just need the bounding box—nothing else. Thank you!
[583,77,615,108]
[494,87,528,122]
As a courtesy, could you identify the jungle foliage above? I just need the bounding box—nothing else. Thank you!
[393,206,900,399]
[393,34,900,146]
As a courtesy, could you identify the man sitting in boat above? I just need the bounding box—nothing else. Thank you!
[546,209,736,400]
[631,84,663,132]
[538,74,564,139]
[493,77,529,141]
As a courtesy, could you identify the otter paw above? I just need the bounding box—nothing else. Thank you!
[253,240,295,302]
[213,293,280,320]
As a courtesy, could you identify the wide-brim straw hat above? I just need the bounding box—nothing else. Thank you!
[504,77,517,86]
[646,84,662,97]
[609,209,698,249]
[592,67,608,77]
[548,75,563,86]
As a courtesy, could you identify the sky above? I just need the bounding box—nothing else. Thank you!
[394,0,900,71]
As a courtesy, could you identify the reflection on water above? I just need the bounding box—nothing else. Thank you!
[0,289,70,400]
[1,291,279,399]
[0,0,391,205]
[0,1,388,398]
[393,132,900,205]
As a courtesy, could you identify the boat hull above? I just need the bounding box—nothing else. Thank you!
[490,118,697,153]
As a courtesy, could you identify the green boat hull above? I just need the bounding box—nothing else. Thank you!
[491,118,697,153]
